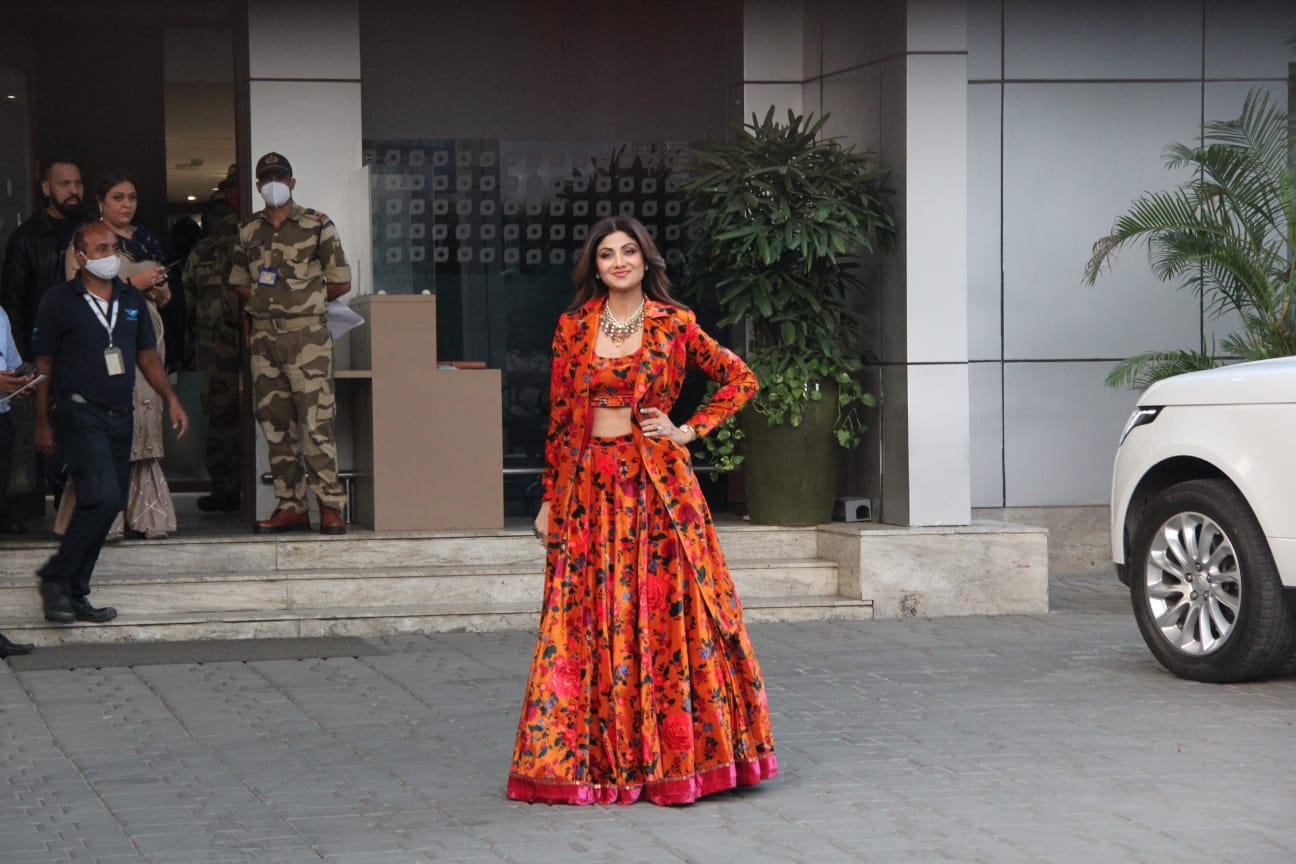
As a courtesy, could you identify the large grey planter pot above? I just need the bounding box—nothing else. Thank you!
[740,381,841,526]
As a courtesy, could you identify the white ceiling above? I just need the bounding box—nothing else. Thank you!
[164,82,236,204]
[164,27,236,205]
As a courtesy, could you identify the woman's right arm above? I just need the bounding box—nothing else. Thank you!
[535,319,571,532]
[539,320,570,503]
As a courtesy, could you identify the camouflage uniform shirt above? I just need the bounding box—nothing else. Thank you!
[184,212,241,361]
[228,206,350,317]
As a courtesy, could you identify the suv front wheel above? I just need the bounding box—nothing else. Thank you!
[1130,478,1296,683]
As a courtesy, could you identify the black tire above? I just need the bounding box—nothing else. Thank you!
[1129,478,1296,683]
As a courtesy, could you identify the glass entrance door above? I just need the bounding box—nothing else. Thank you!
[159,26,239,506]
[0,62,41,521]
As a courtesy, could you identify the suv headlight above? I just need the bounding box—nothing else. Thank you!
[1118,406,1161,447]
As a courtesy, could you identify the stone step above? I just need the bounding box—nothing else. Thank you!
[0,595,872,646]
[741,595,874,624]
[0,525,819,578]
[0,558,839,617]
[0,537,281,578]
[0,523,863,645]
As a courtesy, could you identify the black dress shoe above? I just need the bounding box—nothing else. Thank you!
[39,580,75,624]
[69,596,118,623]
[0,633,34,658]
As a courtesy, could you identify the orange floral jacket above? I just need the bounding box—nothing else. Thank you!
[540,298,758,631]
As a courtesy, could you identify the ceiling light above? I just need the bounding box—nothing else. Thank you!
[186,195,197,201]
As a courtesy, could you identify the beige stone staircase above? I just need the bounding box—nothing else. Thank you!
[0,525,872,645]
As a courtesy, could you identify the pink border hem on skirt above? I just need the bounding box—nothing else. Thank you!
[506,754,778,806]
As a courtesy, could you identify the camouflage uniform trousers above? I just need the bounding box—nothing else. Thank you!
[248,321,346,512]
[197,330,241,500]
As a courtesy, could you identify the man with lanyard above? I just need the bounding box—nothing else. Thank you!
[229,152,350,535]
[31,223,189,624]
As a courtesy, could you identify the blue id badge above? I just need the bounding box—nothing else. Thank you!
[257,266,280,287]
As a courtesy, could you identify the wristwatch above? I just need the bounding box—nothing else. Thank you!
[679,424,696,442]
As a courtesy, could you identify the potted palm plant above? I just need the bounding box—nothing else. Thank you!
[682,108,895,525]
[1085,89,1296,388]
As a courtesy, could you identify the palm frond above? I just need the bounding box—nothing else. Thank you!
[1088,88,1296,389]
[1105,350,1217,390]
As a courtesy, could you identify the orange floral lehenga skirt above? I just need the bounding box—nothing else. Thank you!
[507,434,778,805]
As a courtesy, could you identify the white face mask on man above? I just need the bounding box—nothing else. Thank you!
[82,252,122,281]
[259,180,292,208]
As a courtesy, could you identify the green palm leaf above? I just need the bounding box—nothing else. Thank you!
[1086,89,1296,390]
[1104,350,1217,390]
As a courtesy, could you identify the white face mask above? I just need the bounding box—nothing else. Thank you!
[259,180,292,208]
[82,253,122,281]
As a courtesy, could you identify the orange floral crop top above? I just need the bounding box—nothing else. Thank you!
[589,352,637,408]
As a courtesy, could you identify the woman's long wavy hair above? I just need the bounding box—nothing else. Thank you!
[567,216,688,312]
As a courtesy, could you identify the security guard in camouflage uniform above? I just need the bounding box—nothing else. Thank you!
[184,198,242,513]
[229,153,350,535]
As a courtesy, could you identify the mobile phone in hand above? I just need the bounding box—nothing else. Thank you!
[0,373,45,403]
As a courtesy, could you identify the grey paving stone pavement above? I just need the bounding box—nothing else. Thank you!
[2,570,1294,863]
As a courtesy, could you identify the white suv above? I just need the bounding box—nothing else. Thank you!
[1111,356,1296,682]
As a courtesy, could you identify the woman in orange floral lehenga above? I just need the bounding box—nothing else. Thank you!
[507,216,777,805]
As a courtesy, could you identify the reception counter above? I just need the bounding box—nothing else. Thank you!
[341,295,503,530]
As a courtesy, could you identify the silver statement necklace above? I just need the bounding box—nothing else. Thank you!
[600,297,645,346]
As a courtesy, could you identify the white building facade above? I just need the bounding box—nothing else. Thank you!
[3,0,1293,528]
[742,0,1295,525]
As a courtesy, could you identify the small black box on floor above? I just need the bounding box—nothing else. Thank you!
[832,497,872,522]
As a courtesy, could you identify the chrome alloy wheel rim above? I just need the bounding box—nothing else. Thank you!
[1144,511,1242,656]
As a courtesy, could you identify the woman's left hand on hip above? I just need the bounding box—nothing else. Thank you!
[640,407,684,443]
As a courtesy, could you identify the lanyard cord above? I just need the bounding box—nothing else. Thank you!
[83,291,118,348]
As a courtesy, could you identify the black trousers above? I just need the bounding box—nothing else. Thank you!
[37,399,132,598]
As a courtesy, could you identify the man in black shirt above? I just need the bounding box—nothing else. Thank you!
[31,223,189,624]
[2,158,85,358]
[1,157,85,530]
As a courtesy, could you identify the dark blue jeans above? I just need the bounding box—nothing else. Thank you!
[37,399,132,598]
